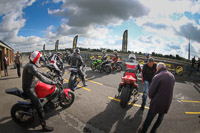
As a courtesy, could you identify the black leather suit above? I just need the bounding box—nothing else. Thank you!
[22,62,57,124]
[70,54,85,82]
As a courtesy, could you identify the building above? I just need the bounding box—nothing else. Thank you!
[0,40,14,77]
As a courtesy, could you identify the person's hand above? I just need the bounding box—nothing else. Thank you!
[57,81,62,87]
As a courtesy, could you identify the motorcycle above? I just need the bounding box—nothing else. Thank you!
[5,82,75,127]
[117,61,139,108]
[91,59,111,74]
[49,54,65,76]
[46,63,64,84]
[109,58,123,72]
[68,65,87,91]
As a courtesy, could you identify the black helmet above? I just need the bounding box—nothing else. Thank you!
[74,48,80,54]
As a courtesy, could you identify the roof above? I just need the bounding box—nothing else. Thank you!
[0,40,14,50]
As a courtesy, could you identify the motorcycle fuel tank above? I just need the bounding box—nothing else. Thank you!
[35,81,56,98]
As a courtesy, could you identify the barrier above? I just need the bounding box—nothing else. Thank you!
[81,53,187,76]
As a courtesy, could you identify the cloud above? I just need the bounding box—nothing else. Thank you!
[143,22,167,29]
[166,42,181,50]
[49,0,150,27]
[175,23,200,43]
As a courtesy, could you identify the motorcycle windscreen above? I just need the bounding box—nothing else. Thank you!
[35,81,56,98]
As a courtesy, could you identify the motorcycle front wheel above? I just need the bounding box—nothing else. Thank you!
[11,103,34,127]
[91,64,96,71]
[120,87,131,108]
[60,91,75,108]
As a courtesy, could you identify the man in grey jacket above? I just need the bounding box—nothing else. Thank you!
[138,62,175,133]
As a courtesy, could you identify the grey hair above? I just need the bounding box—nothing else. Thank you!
[157,62,166,69]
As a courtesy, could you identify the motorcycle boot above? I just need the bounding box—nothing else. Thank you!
[38,109,54,132]
[82,79,88,87]
[41,120,54,132]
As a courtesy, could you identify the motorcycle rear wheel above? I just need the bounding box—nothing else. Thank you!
[104,65,111,74]
[60,91,75,108]
[68,75,75,90]
[11,103,34,127]
[120,87,131,108]
[116,64,122,72]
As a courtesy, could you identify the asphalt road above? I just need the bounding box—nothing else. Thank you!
[0,56,200,133]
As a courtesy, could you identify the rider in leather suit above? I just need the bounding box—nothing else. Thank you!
[22,51,57,132]
[111,51,118,68]
[70,48,87,86]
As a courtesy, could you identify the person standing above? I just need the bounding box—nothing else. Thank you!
[197,57,200,72]
[138,62,175,133]
[15,51,21,77]
[191,56,196,69]
[70,48,87,87]
[3,54,8,76]
[141,57,157,111]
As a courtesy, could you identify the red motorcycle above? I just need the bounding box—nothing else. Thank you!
[5,81,74,127]
[118,61,140,108]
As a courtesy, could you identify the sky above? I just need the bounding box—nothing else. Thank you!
[0,0,200,59]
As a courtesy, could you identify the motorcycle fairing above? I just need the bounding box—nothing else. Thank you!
[63,89,71,98]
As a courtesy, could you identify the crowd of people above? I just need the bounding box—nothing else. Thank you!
[2,49,189,132]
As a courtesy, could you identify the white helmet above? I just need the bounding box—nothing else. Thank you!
[30,51,43,67]
[129,54,136,60]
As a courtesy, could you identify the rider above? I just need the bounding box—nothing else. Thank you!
[111,51,119,68]
[70,48,87,87]
[100,49,108,70]
[49,52,63,73]
[22,51,58,132]
[117,53,141,93]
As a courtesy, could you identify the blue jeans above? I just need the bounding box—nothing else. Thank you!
[141,81,151,107]
[141,110,165,133]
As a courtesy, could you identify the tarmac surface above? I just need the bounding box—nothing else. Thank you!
[0,56,200,133]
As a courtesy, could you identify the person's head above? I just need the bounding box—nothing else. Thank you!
[17,51,20,54]
[57,52,62,57]
[147,57,154,67]
[74,48,80,55]
[129,54,136,60]
[102,49,106,55]
[156,62,166,72]
[29,51,44,67]
[114,51,118,55]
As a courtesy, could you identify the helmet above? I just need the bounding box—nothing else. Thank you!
[74,48,80,54]
[114,51,118,55]
[56,52,62,56]
[30,51,43,67]
[129,54,136,60]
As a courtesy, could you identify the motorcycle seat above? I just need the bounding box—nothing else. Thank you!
[69,68,78,73]
[5,88,28,99]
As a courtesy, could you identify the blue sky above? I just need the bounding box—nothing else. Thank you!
[0,0,200,59]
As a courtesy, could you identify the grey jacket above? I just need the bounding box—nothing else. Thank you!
[148,68,175,114]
